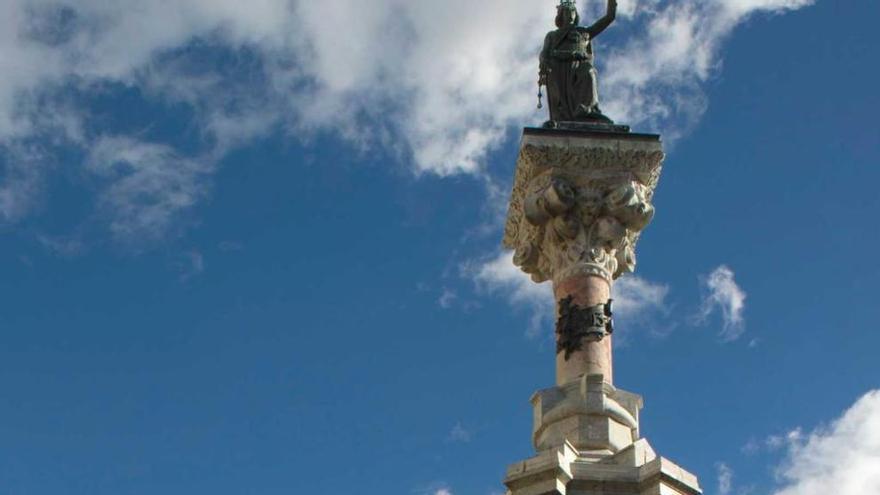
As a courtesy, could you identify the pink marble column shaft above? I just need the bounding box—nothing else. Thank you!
[553,273,613,386]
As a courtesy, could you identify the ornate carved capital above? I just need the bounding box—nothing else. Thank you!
[503,130,664,285]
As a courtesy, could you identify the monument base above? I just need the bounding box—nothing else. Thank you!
[504,374,701,495]
[504,440,701,495]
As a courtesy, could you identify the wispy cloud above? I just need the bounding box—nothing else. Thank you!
[767,429,804,451]
[446,423,471,444]
[771,390,880,495]
[467,250,554,337]
[438,288,458,310]
[744,429,803,455]
[218,240,244,252]
[86,136,212,245]
[603,0,815,141]
[37,234,85,257]
[415,484,454,495]
[695,265,747,341]
[717,462,734,495]
[612,274,672,340]
[177,249,205,282]
[0,143,48,224]
[741,437,761,455]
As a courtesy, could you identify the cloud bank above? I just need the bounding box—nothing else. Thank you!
[0,0,814,243]
[602,0,813,140]
[772,390,880,495]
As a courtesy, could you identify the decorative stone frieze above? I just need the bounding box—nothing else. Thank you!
[503,130,664,285]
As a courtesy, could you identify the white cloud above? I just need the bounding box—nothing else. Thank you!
[446,423,471,444]
[438,288,458,310]
[696,265,747,341]
[741,438,761,455]
[771,390,880,495]
[0,0,814,244]
[743,428,803,455]
[603,0,815,139]
[0,143,47,223]
[717,462,734,495]
[467,250,554,337]
[86,136,212,244]
[416,486,453,495]
[177,249,205,282]
[767,429,804,451]
[37,234,85,257]
[612,274,671,339]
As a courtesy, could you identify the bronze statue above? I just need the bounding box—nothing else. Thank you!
[540,0,617,125]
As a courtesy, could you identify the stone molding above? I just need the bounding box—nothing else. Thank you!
[504,440,702,495]
[531,374,641,453]
[503,131,664,285]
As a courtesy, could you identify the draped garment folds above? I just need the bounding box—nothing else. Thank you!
[540,26,600,122]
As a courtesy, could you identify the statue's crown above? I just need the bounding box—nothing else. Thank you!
[558,0,576,8]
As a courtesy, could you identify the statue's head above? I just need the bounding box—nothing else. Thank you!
[556,0,579,28]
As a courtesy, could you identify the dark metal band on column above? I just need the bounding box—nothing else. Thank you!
[556,297,614,359]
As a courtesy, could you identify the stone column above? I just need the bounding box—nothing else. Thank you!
[503,128,663,387]
[554,275,613,386]
[501,127,702,495]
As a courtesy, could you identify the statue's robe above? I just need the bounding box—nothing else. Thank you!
[540,27,600,122]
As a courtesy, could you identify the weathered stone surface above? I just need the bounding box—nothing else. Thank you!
[553,273,613,385]
[503,129,664,286]
[500,128,700,495]
[504,128,663,385]
[532,374,640,453]
[504,440,702,495]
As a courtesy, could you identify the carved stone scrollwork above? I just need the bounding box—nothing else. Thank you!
[503,135,664,285]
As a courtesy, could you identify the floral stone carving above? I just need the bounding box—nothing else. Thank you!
[503,131,664,284]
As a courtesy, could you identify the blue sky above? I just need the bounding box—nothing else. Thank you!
[1,1,879,494]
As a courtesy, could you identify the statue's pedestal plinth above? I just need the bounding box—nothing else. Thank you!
[542,120,632,134]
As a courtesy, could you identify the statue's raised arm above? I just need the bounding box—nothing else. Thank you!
[586,0,618,38]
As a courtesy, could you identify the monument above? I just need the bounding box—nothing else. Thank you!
[501,2,702,494]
